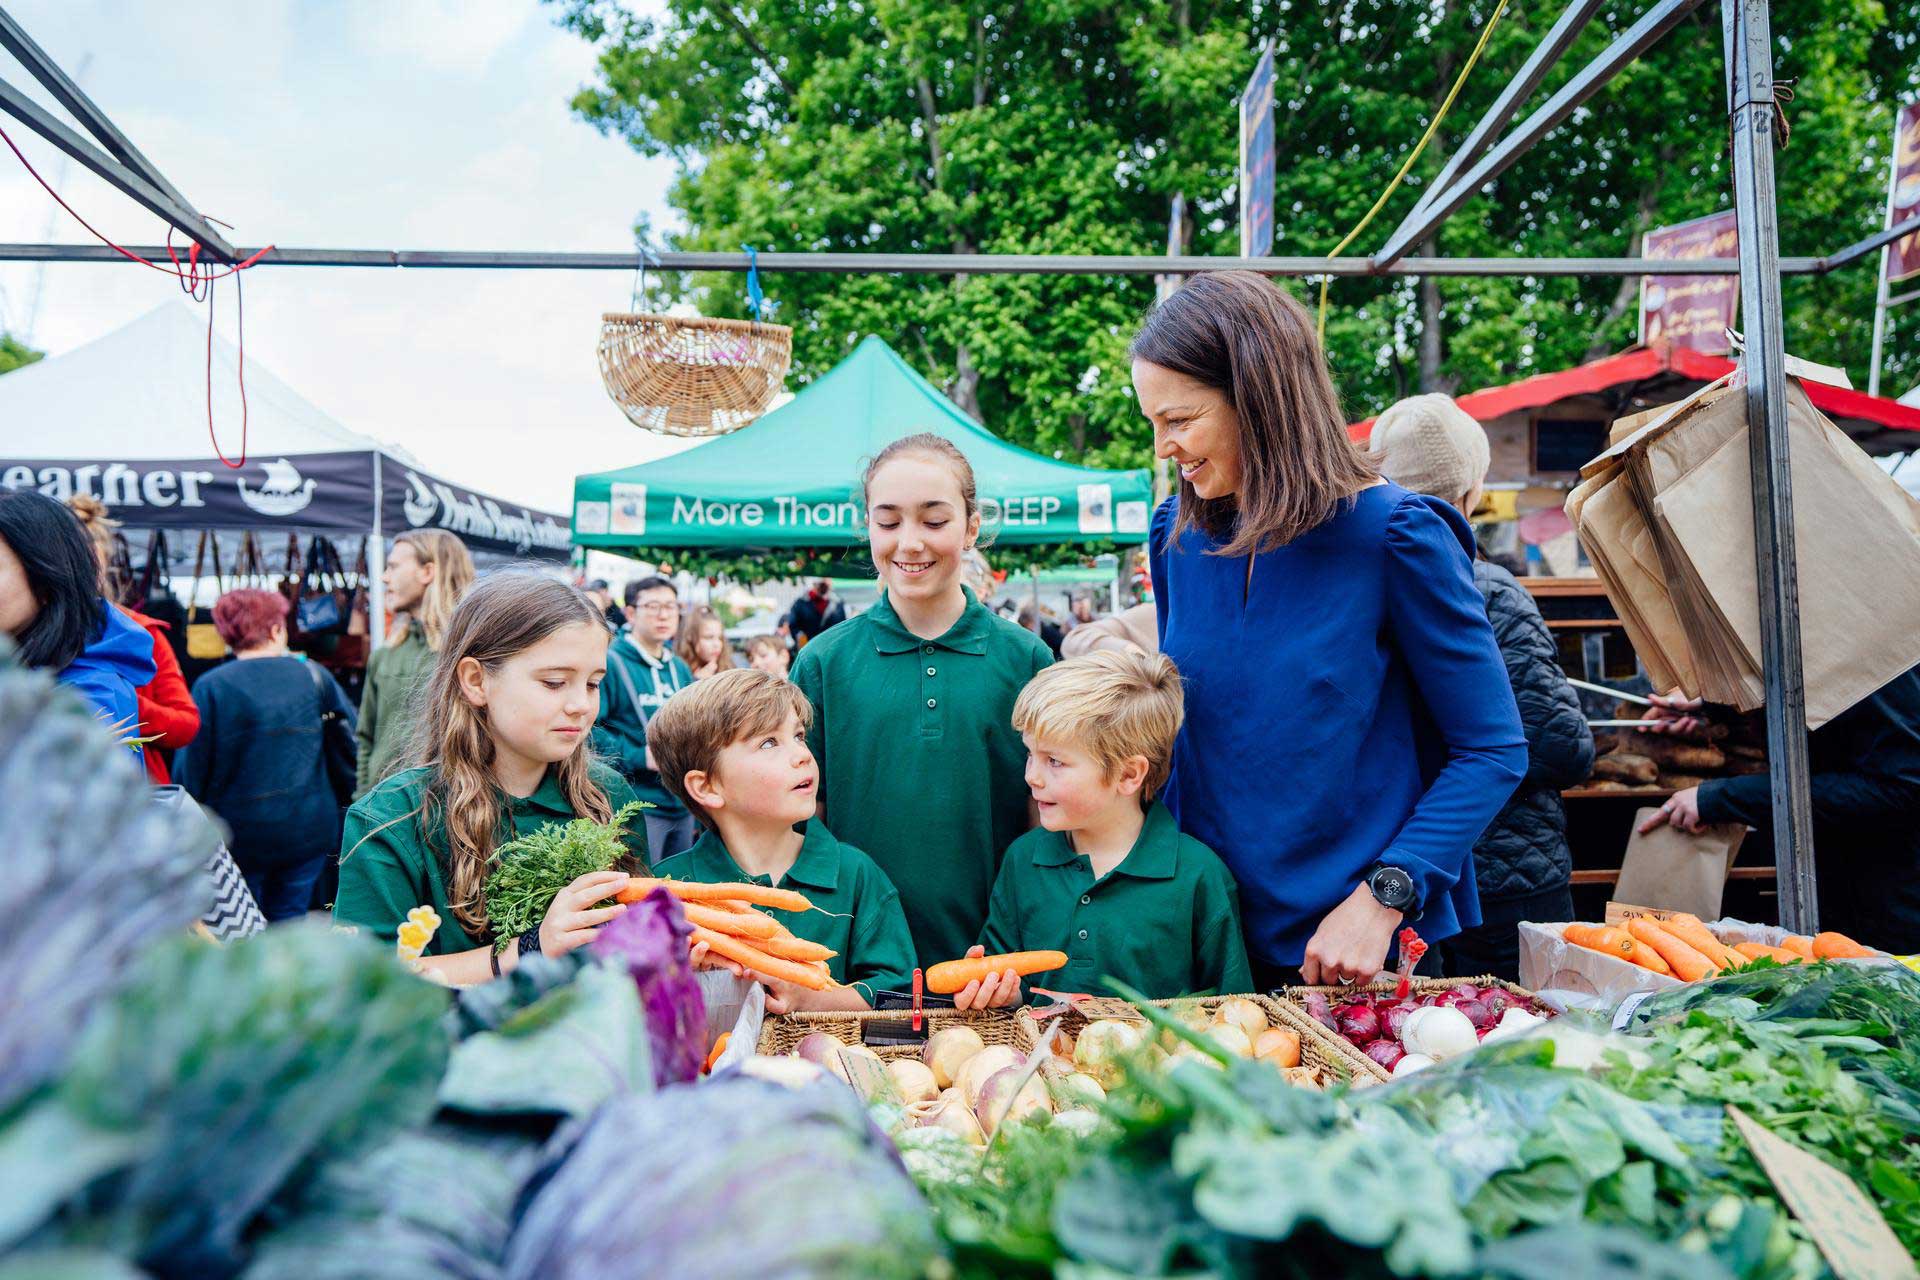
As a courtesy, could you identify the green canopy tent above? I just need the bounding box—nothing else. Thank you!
[572,335,1152,565]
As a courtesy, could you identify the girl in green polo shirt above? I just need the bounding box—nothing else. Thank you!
[792,434,1054,969]
[334,573,646,985]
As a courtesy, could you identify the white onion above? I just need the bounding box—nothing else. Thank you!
[887,1058,940,1104]
[1402,1005,1478,1060]
[1073,1019,1144,1088]
[1203,1023,1254,1058]
[1213,997,1269,1040]
[1392,1052,1436,1078]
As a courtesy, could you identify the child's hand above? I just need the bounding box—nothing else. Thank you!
[951,945,1023,1010]
[689,938,749,981]
[538,871,629,957]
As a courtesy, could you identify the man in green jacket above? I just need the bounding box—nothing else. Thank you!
[355,530,473,798]
[593,575,698,862]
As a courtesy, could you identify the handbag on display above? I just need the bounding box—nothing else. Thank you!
[296,536,351,636]
[184,531,228,661]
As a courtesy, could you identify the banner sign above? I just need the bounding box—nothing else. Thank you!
[573,481,1152,550]
[1888,100,1920,284]
[1239,44,1275,259]
[1,451,571,560]
[381,460,572,561]
[1639,211,1740,353]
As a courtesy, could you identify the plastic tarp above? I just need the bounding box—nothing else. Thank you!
[572,335,1153,551]
[0,305,570,560]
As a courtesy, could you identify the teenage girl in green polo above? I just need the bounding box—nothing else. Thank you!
[334,573,647,984]
[792,434,1053,971]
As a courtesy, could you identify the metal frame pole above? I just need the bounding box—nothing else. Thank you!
[1865,124,1902,397]
[1723,0,1817,932]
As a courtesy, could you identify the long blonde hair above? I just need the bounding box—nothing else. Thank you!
[398,572,612,938]
[391,529,475,650]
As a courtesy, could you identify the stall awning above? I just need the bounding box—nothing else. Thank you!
[1349,346,1920,440]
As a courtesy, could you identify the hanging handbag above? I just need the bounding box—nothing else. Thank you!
[184,532,228,660]
[296,536,350,636]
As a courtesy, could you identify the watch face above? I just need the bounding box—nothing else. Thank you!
[1372,867,1415,910]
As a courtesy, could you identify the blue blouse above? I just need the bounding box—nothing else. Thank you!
[1149,485,1527,968]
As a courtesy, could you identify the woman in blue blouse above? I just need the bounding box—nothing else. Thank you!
[1135,272,1527,987]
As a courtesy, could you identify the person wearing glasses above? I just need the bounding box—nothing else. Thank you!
[593,574,698,861]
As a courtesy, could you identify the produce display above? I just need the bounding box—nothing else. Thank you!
[1300,979,1554,1079]
[1559,913,1886,982]
[620,876,837,989]
[1028,994,1346,1090]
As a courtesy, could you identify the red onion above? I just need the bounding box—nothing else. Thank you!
[1335,1004,1381,1045]
[1381,1003,1416,1040]
[1483,991,1515,1021]
[1364,1039,1406,1070]
[1456,999,1495,1030]
[1303,992,1339,1032]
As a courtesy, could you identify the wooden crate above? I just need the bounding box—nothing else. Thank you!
[1012,993,1380,1088]
[1279,975,1550,1081]
[754,1007,1023,1061]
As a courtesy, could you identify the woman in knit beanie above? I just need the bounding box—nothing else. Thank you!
[1370,396,1594,981]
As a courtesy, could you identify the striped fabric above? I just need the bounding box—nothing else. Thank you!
[203,843,266,941]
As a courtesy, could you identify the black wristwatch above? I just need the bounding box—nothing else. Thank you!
[518,929,543,958]
[1365,864,1420,921]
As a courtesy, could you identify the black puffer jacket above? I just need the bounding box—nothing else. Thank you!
[1469,561,1595,901]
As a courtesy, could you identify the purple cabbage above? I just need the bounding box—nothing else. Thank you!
[590,888,706,1087]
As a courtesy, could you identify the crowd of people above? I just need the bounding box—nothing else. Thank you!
[4,271,1915,1000]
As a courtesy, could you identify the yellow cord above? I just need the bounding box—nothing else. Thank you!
[1316,0,1512,339]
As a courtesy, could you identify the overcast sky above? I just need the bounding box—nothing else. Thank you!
[0,0,689,514]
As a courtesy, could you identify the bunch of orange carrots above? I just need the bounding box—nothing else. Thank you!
[618,877,837,991]
[1563,914,1876,982]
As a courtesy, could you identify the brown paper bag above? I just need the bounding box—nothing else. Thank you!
[1615,810,1746,919]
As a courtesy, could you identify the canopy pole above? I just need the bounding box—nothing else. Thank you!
[367,535,386,652]
[1724,0,1817,932]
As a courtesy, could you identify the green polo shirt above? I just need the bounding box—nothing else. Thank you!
[333,761,647,955]
[979,801,1255,1001]
[653,818,916,1001]
[792,588,1052,967]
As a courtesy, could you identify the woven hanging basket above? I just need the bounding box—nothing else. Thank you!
[597,312,793,438]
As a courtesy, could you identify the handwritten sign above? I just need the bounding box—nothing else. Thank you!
[1729,1106,1918,1280]
[1603,901,1680,926]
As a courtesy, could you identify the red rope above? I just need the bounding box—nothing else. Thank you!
[0,120,273,467]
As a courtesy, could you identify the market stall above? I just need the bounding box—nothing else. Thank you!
[0,305,574,663]
[572,334,1153,571]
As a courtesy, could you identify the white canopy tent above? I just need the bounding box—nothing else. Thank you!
[0,304,572,645]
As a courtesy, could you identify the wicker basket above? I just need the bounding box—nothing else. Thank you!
[598,312,792,438]
[755,1008,1023,1062]
[1012,994,1379,1088]
[1280,974,1549,1081]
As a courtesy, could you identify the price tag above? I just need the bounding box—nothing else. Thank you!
[1610,988,1657,1032]
[1604,900,1679,926]
[1729,1106,1917,1280]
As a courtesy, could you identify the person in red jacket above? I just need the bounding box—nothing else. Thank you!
[64,497,201,780]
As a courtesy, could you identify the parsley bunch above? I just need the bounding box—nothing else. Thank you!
[483,802,646,951]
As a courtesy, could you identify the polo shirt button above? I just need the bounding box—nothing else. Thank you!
[926,666,937,676]
[926,698,937,708]
[1077,929,1089,941]
[923,644,935,654]
[1080,895,1091,905]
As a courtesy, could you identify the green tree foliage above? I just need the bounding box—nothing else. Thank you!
[0,332,43,376]
[552,0,1920,470]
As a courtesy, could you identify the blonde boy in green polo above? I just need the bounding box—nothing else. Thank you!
[647,668,916,1012]
[952,650,1254,1008]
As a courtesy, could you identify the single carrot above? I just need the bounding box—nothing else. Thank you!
[1626,919,1715,982]
[1658,914,1740,971]
[1563,924,1672,975]
[1778,934,1816,960]
[924,950,1069,994]
[1734,942,1802,965]
[621,877,814,913]
[753,933,837,963]
[1811,931,1877,960]
[690,926,833,990]
[680,901,782,939]
[703,1032,731,1074]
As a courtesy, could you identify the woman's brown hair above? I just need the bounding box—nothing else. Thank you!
[359,572,614,939]
[64,494,124,599]
[860,432,980,526]
[676,604,736,673]
[1130,271,1376,556]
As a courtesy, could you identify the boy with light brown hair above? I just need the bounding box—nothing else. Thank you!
[954,649,1254,1007]
[646,668,916,1011]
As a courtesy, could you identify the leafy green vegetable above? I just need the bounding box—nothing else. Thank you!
[438,962,653,1119]
[0,922,448,1278]
[0,660,216,1111]
[482,802,645,950]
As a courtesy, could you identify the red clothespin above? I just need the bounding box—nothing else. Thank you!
[1394,927,1429,1002]
[912,967,924,1034]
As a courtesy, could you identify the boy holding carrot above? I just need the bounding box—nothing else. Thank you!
[643,668,917,1012]
[953,651,1255,1008]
